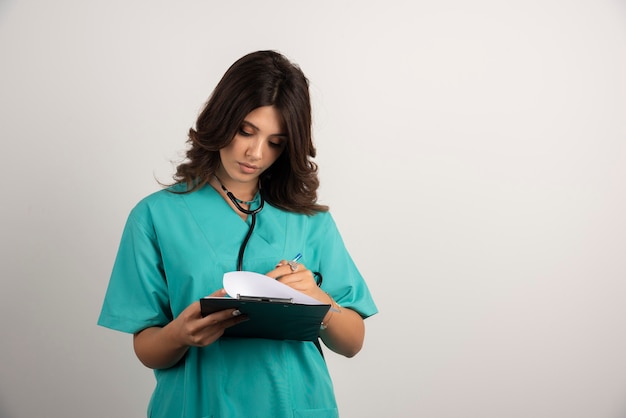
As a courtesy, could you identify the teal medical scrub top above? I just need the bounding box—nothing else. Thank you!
[98,184,378,418]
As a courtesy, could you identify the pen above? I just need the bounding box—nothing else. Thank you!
[276,253,303,270]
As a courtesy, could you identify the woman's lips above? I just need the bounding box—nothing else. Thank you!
[238,162,258,174]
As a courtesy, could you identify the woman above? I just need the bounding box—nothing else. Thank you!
[98,50,377,418]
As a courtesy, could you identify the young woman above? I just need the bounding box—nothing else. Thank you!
[98,50,377,418]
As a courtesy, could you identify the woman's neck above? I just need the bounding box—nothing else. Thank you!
[212,175,258,205]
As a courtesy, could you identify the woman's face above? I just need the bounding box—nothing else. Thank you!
[217,105,286,191]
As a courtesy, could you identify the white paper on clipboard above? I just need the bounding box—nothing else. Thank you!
[223,271,322,305]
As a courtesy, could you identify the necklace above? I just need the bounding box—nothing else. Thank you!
[214,175,264,215]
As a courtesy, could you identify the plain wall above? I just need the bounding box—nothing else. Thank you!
[1,1,626,417]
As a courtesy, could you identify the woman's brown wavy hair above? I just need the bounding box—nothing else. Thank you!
[172,50,327,215]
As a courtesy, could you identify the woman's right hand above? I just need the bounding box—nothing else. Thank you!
[133,289,248,369]
[170,289,248,347]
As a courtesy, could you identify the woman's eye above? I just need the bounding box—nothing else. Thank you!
[269,141,283,148]
[238,128,253,136]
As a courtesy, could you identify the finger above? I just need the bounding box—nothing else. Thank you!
[282,261,307,276]
[274,259,288,268]
[207,288,227,297]
[278,271,319,293]
[265,266,282,280]
[266,263,294,279]
[276,265,311,281]
[276,272,308,288]
[202,309,248,329]
[180,301,203,319]
[200,310,249,341]
[222,314,250,329]
[197,307,240,326]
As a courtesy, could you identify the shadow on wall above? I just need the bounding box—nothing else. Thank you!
[0,0,17,20]
[0,400,11,418]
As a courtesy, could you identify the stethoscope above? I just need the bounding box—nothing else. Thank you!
[217,179,265,271]
[216,177,323,285]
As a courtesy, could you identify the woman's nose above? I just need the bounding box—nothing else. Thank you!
[245,139,263,160]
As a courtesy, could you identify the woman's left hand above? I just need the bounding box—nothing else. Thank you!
[266,259,365,358]
[265,261,329,303]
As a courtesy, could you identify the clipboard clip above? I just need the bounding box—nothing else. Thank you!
[237,294,294,303]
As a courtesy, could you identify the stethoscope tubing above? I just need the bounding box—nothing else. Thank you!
[228,191,324,285]
[225,190,264,271]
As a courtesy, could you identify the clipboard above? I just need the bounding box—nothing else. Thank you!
[200,295,331,341]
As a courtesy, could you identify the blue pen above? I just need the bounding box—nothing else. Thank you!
[291,253,302,263]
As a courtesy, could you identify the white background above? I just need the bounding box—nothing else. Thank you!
[1,1,625,417]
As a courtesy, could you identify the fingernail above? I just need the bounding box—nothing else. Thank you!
[232,310,241,317]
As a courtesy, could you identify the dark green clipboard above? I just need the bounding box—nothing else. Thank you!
[200,296,331,342]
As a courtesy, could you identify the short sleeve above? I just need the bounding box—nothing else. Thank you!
[312,213,378,319]
[97,202,173,334]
